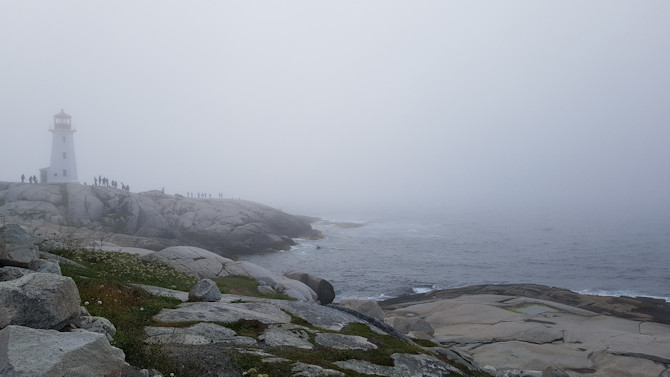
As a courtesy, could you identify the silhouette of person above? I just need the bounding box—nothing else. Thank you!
[21,174,25,183]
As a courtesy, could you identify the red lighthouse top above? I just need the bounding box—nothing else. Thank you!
[53,109,72,130]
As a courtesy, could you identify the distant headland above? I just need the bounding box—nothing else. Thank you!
[0,181,320,257]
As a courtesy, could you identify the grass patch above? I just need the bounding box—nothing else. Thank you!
[55,248,198,291]
[52,248,209,376]
[414,338,439,347]
[70,278,183,369]
[213,275,293,300]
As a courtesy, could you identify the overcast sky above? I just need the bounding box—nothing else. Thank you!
[1,1,669,217]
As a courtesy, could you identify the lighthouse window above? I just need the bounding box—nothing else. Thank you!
[63,152,67,159]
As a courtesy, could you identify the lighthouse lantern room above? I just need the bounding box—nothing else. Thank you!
[40,109,78,183]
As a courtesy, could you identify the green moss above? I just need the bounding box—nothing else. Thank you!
[213,275,293,300]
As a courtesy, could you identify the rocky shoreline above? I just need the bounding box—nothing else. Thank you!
[2,182,669,376]
[380,284,670,326]
[378,285,670,376]
[0,181,320,256]
[2,221,669,376]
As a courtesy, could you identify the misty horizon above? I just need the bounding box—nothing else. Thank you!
[2,2,669,219]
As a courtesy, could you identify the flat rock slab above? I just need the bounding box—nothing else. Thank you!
[465,341,595,372]
[153,301,292,324]
[91,242,155,256]
[132,284,189,302]
[274,300,370,331]
[259,324,314,349]
[291,362,345,376]
[383,292,670,376]
[314,333,377,350]
[334,353,461,377]
[145,323,256,346]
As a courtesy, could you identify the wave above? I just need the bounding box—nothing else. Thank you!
[337,293,394,301]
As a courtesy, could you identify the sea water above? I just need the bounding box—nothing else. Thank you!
[240,210,670,302]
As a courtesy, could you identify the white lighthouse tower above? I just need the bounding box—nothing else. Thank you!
[40,109,78,183]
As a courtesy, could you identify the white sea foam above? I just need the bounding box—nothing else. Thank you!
[412,285,438,294]
[575,289,670,303]
[337,293,394,301]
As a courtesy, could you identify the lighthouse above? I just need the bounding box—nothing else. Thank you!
[40,109,78,183]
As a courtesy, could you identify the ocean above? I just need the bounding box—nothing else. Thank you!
[240,210,670,302]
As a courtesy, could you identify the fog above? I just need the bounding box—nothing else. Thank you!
[2,1,669,218]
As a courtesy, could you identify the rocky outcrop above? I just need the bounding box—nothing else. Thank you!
[0,182,320,256]
[133,287,487,376]
[381,285,670,377]
[144,245,319,301]
[0,224,127,376]
[144,323,256,346]
[0,325,126,377]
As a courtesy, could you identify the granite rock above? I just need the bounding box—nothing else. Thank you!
[284,271,335,305]
[0,325,126,377]
[0,224,38,268]
[188,279,222,302]
[0,182,319,256]
[0,272,81,330]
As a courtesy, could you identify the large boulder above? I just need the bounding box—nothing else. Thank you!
[188,279,222,302]
[274,278,318,302]
[0,224,38,268]
[337,299,385,321]
[0,272,81,330]
[386,316,435,337]
[143,246,234,279]
[284,271,335,305]
[0,325,126,377]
